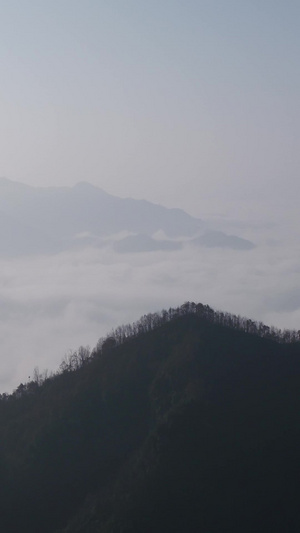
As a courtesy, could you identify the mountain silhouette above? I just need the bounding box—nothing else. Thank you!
[0,178,255,256]
[0,178,202,255]
[0,302,299,532]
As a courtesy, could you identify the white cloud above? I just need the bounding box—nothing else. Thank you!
[0,223,299,393]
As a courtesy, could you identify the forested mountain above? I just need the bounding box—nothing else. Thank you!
[1,302,300,532]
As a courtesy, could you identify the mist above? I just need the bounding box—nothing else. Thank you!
[0,213,299,392]
[0,2,299,392]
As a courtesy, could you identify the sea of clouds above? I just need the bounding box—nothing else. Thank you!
[1,218,300,393]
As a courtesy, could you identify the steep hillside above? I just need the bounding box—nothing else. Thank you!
[0,303,300,532]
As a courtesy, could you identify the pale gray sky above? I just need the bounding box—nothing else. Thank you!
[0,1,299,219]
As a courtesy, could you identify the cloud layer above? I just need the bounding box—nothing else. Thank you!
[1,220,299,393]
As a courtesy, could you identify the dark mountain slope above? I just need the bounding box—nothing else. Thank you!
[0,304,300,532]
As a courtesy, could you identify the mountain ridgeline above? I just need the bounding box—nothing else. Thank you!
[1,303,300,532]
[0,178,255,255]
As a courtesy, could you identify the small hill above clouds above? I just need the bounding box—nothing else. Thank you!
[113,233,182,253]
[0,178,255,256]
[192,230,255,250]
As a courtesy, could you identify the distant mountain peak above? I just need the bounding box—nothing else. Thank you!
[0,178,255,255]
[74,181,99,190]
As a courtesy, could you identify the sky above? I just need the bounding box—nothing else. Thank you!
[0,0,299,219]
[0,1,299,392]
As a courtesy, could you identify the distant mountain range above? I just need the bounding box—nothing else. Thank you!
[0,178,255,256]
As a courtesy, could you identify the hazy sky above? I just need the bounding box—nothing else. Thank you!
[1,0,299,219]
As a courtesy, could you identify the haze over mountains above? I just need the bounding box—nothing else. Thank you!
[0,177,298,394]
[0,178,254,256]
[0,2,298,530]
